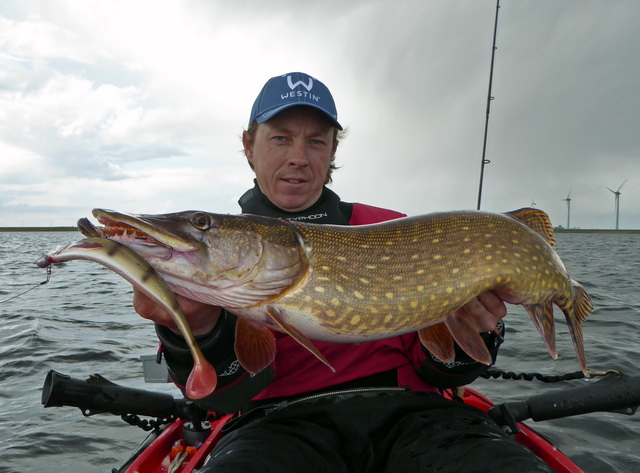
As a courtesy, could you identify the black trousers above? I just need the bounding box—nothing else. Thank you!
[198,391,553,473]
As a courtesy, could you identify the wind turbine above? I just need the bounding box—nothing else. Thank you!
[562,190,571,229]
[606,179,627,230]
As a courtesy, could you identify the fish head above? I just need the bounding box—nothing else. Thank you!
[90,209,307,307]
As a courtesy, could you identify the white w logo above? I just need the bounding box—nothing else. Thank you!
[287,76,313,91]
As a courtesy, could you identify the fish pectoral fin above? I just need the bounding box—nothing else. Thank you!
[524,302,558,359]
[505,208,556,249]
[234,318,277,376]
[265,308,335,372]
[444,317,492,365]
[418,323,455,363]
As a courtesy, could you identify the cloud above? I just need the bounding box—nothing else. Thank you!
[0,0,638,229]
[0,16,98,64]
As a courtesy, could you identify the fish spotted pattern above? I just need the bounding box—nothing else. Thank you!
[39,207,593,398]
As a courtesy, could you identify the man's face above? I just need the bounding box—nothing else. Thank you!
[243,107,338,212]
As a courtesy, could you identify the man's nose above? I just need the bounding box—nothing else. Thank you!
[287,140,309,166]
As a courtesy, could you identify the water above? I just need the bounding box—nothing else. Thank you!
[1,231,639,472]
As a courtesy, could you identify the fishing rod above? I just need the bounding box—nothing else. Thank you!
[476,0,501,210]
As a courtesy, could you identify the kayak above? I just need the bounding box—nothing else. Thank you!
[44,370,638,472]
[114,386,583,473]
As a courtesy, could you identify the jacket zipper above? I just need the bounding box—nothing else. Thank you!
[263,386,410,415]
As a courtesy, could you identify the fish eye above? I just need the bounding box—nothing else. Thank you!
[191,213,212,230]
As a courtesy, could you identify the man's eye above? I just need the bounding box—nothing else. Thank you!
[310,139,325,145]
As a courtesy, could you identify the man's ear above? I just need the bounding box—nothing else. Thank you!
[242,131,254,164]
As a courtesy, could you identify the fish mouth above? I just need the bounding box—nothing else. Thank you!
[80,209,199,255]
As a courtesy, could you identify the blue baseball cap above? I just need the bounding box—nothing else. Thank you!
[249,72,342,129]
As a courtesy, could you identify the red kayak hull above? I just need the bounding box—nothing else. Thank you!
[125,414,232,473]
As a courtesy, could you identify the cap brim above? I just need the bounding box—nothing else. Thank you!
[255,103,343,130]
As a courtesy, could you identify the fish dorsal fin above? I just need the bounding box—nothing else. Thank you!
[505,208,556,249]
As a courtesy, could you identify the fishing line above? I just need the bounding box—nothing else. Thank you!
[0,265,52,304]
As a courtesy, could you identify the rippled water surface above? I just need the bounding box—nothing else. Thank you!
[1,231,639,472]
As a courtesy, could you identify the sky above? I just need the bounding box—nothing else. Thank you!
[1,0,639,229]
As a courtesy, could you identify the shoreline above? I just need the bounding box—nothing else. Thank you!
[554,229,640,234]
[0,227,79,232]
[1,227,638,234]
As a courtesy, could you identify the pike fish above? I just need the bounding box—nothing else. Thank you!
[77,207,592,388]
[36,223,217,399]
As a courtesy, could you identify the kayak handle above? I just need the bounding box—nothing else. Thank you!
[42,370,208,426]
[488,373,640,431]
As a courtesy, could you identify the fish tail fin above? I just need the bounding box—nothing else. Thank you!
[444,317,492,365]
[186,348,218,399]
[418,323,455,363]
[506,208,556,249]
[558,280,593,375]
[234,318,277,376]
[523,302,558,359]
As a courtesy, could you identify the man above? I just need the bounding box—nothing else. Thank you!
[134,72,552,472]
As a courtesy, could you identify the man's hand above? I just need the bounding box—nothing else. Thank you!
[132,288,222,336]
[453,291,507,333]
